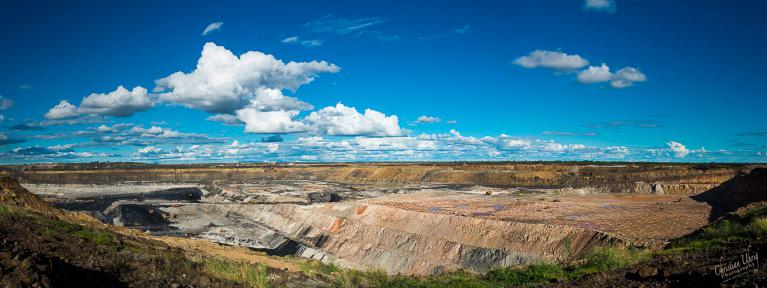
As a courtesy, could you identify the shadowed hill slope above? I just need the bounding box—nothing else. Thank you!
[692,168,767,221]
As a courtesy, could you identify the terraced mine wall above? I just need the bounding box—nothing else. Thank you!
[163,202,617,275]
[0,163,753,194]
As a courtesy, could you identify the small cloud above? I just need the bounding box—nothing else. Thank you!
[513,50,589,71]
[206,114,243,126]
[44,100,79,120]
[454,25,470,34]
[43,86,152,120]
[281,36,299,43]
[304,15,396,42]
[415,115,441,124]
[737,131,767,137]
[610,67,646,88]
[202,21,223,36]
[584,0,616,13]
[667,141,690,158]
[587,120,661,129]
[542,131,598,137]
[447,120,458,124]
[137,146,162,155]
[577,64,646,88]
[281,36,323,47]
[0,133,25,146]
[10,146,61,155]
[304,103,403,137]
[577,63,612,84]
[301,39,323,47]
[261,135,284,143]
[304,15,386,35]
[18,84,33,90]
[360,30,399,42]
[418,25,470,41]
[10,121,44,131]
[0,96,13,110]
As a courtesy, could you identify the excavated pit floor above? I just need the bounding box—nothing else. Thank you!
[365,191,711,246]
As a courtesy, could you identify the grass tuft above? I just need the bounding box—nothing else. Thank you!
[668,215,767,252]
[72,229,116,246]
[202,257,269,288]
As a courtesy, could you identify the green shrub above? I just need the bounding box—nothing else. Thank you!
[748,217,767,237]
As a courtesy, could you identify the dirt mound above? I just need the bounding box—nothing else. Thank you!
[0,177,53,212]
[0,177,105,227]
[1,239,122,288]
[693,168,767,221]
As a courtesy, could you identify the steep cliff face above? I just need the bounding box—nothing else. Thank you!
[163,201,617,275]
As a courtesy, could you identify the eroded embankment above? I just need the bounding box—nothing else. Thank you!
[162,202,617,275]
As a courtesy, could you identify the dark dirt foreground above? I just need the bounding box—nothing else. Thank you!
[0,204,244,288]
[549,241,767,288]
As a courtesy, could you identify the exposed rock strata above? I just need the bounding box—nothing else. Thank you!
[161,202,616,275]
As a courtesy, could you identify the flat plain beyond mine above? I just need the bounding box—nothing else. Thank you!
[2,161,762,280]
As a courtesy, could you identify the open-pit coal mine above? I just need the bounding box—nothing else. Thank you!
[2,162,767,287]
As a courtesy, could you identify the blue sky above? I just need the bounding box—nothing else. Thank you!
[1,0,766,163]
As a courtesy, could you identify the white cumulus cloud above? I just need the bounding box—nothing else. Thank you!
[248,88,313,112]
[236,108,307,133]
[513,50,589,71]
[304,103,403,136]
[667,141,689,158]
[79,86,153,117]
[610,67,647,88]
[416,115,441,124]
[576,65,646,88]
[43,86,151,119]
[577,63,613,84]
[44,100,80,120]
[154,42,339,114]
